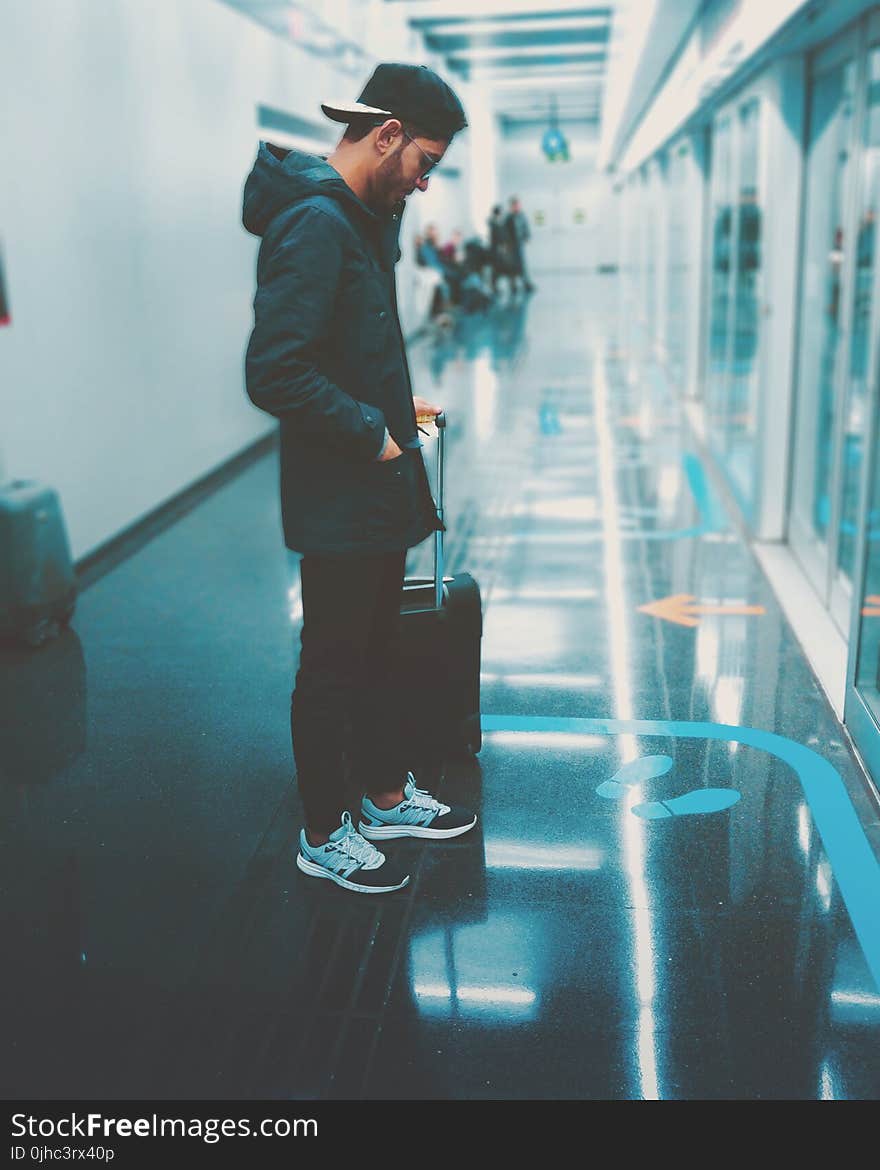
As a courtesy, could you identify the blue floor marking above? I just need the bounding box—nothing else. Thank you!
[596,754,673,798]
[623,362,727,539]
[682,453,727,532]
[632,789,742,819]
[595,754,740,817]
[482,714,880,991]
[609,453,727,542]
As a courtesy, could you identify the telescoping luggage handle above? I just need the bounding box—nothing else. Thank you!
[402,409,449,611]
[433,411,447,609]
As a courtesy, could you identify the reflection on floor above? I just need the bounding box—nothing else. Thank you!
[2,274,880,1100]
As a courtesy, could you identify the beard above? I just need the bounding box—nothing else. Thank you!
[371,149,406,213]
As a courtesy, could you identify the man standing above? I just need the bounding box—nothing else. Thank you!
[487,204,507,295]
[504,196,535,294]
[242,64,477,895]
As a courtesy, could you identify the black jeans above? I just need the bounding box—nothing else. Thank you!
[291,549,408,835]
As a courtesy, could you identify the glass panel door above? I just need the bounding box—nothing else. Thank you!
[850,299,880,769]
[666,140,694,388]
[841,11,880,787]
[727,98,763,506]
[703,91,766,520]
[790,42,858,619]
[706,115,733,438]
[643,166,657,345]
[833,47,880,628]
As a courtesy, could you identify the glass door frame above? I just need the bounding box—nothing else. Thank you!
[831,31,880,633]
[845,357,880,792]
[843,10,880,794]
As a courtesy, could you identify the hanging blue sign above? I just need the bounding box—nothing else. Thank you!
[542,125,569,162]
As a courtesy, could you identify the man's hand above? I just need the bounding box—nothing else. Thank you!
[413,396,442,424]
[377,434,403,462]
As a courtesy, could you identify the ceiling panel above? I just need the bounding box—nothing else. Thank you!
[399,1,616,127]
[225,0,618,131]
[424,26,609,53]
[451,51,607,79]
[401,2,613,20]
[221,0,370,72]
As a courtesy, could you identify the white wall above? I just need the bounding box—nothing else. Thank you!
[396,131,471,338]
[0,0,465,561]
[618,0,812,172]
[497,123,604,273]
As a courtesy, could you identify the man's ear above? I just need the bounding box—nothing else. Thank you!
[375,118,403,155]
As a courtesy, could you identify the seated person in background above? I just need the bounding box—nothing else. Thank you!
[415,227,453,326]
[428,226,467,305]
[464,236,491,274]
[440,229,464,267]
[458,236,492,312]
[420,225,489,317]
[421,224,447,271]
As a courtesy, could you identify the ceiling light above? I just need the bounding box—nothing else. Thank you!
[450,42,607,61]
[423,16,610,38]
[404,0,608,17]
[487,73,604,89]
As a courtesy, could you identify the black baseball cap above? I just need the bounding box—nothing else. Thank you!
[321,63,467,141]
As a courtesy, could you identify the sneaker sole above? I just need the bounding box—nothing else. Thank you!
[296,852,409,893]
[358,816,477,841]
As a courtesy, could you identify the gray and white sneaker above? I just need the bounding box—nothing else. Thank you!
[296,812,410,894]
[359,773,477,841]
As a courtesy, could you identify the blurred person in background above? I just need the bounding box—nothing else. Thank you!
[440,228,464,266]
[488,204,510,295]
[504,196,535,295]
[416,227,453,325]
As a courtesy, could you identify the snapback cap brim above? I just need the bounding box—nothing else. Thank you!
[321,101,394,124]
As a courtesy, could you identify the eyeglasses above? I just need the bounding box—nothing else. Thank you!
[400,129,441,180]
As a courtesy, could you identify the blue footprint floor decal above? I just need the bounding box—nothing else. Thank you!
[597,755,741,819]
[631,789,741,819]
[596,754,673,797]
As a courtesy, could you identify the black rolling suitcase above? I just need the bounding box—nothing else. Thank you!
[0,480,77,647]
[393,412,482,757]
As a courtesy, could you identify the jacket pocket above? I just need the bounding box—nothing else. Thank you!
[358,450,407,534]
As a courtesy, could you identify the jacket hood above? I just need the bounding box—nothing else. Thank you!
[242,142,375,238]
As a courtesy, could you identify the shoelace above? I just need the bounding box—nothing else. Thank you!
[404,786,449,814]
[332,823,381,867]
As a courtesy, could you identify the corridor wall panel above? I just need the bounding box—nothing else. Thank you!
[0,0,380,560]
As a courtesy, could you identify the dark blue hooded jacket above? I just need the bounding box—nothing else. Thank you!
[242,142,440,555]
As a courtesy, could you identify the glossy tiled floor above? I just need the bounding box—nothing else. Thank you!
[3,273,880,1100]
